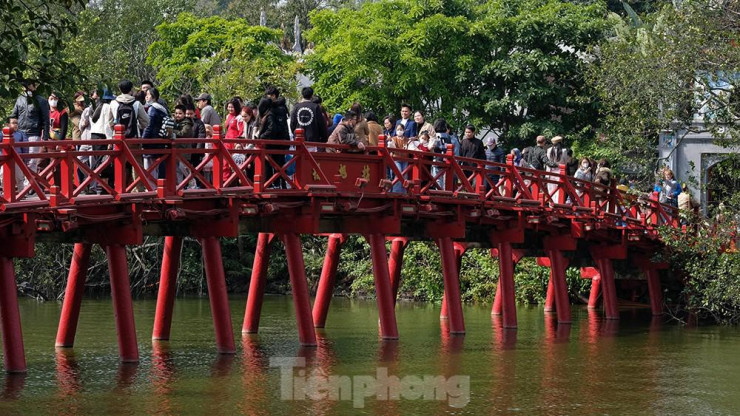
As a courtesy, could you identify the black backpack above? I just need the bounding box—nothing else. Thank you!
[116,101,137,138]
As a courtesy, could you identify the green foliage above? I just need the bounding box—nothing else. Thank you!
[306,0,609,146]
[587,0,740,182]
[65,0,196,95]
[147,13,301,107]
[660,216,740,325]
[0,0,86,117]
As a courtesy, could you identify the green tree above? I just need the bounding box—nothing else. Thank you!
[66,0,196,93]
[306,0,608,143]
[147,13,300,107]
[0,0,85,115]
[587,0,740,183]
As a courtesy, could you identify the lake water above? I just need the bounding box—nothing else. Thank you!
[2,296,740,415]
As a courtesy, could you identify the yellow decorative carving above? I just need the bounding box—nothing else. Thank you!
[362,165,370,181]
[338,164,347,179]
[312,169,320,181]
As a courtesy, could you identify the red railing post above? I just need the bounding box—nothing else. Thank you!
[558,163,567,204]
[56,243,92,347]
[504,154,514,197]
[212,125,224,189]
[411,154,421,194]
[2,127,17,202]
[444,144,454,191]
[293,128,305,189]
[113,125,127,195]
[253,140,265,193]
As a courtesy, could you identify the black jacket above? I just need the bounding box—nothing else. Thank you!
[460,138,486,161]
[258,97,290,141]
[10,94,50,138]
[290,100,328,143]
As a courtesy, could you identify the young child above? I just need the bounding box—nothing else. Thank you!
[416,132,430,152]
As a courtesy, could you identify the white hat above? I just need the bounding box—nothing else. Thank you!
[551,136,563,144]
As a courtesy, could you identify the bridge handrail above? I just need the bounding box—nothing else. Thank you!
[0,126,677,228]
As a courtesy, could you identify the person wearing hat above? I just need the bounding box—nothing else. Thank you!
[90,88,115,140]
[196,93,221,127]
[70,92,87,141]
[9,79,50,174]
[546,135,570,202]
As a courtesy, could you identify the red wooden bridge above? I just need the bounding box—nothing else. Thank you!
[0,125,677,373]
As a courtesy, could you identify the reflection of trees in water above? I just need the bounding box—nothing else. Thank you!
[707,156,740,214]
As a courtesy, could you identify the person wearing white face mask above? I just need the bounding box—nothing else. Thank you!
[48,92,69,141]
[574,157,594,198]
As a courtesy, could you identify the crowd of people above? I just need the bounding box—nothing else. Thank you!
[3,78,696,220]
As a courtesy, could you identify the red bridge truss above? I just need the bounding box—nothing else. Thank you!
[0,125,676,373]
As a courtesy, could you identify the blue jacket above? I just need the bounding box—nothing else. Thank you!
[143,103,168,139]
[395,119,416,138]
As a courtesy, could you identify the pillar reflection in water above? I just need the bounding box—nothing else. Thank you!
[55,348,82,397]
[295,331,336,415]
[150,342,176,415]
[239,334,269,416]
[2,373,26,401]
[540,314,571,412]
[491,315,516,413]
[205,354,236,414]
[374,340,400,416]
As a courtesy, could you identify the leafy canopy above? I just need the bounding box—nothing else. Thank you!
[306,0,608,147]
[147,13,300,106]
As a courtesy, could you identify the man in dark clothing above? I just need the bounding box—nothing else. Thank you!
[459,125,486,160]
[459,125,486,183]
[9,79,50,174]
[523,135,557,170]
[290,86,328,143]
[259,87,291,188]
[173,104,194,186]
[484,136,506,188]
[186,106,206,168]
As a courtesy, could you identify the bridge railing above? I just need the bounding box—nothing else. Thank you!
[0,126,677,228]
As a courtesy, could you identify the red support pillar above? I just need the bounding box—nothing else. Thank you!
[242,233,273,334]
[645,268,663,316]
[496,242,517,328]
[367,234,399,340]
[280,233,317,346]
[589,275,601,309]
[388,238,408,304]
[200,237,236,353]
[546,250,571,324]
[437,238,465,334]
[595,257,619,320]
[104,244,139,363]
[312,234,345,328]
[152,236,183,341]
[440,242,466,319]
[544,271,555,313]
[56,243,92,347]
[0,257,26,373]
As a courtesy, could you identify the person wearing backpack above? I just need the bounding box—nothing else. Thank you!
[142,87,169,183]
[109,80,149,138]
[109,80,150,190]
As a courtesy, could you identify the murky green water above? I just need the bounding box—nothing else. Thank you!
[2,296,740,415]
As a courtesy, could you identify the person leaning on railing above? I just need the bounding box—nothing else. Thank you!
[326,110,365,153]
